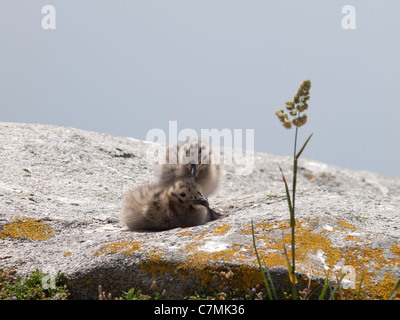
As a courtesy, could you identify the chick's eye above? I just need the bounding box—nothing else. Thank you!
[180,193,187,197]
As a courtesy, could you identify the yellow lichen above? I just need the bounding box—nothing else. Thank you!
[140,252,178,277]
[345,235,362,241]
[252,219,341,272]
[338,245,400,300]
[229,265,263,292]
[240,220,280,235]
[390,244,400,257]
[140,246,262,292]
[213,224,231,236]
[335,218,359,230]
[248,217,399,299]
[103,216,398,299]
[63,252,72,257]
[0,216,56,241]
[345,271,400,300]
[93,241,142,256]
[178,230,194,236]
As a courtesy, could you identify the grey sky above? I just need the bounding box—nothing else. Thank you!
[1,1,399,178]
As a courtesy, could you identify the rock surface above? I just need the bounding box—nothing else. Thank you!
[1,122,399,299]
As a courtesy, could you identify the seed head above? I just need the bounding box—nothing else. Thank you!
[292,114,308,128]
[285,102,295,111]
[283,119,293,129]
[275,109,293,129]
[275,80,311,130]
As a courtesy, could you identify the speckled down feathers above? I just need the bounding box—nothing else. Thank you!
[121,180,212,231]
[158,139,221,197]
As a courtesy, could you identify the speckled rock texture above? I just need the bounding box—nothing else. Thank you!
[1,122,399,299]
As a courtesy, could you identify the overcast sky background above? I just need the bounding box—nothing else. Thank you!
[1,1,400,178]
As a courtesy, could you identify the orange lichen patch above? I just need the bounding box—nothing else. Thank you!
[345,272,400,300]
[93,241,142,256]
[229,265,264,291]
[365,274,399,300]
[140,250,205,283]
[183,239,244,266]
[390,244,400,257]
[140,243,262,292]
[213,223,231,236]
[240,220,281,235]
[202,244,249,264]
[178,230,195,236]
[253,220,341,273]
[339,245,400,300]
[139,228,258,291]
[343,247,388,269]
[305,173,315,180]
[138,217,399,299]
[345,235,362,241]
[0,216,56,241]
[335,218,359,231]
[140,252,179,277]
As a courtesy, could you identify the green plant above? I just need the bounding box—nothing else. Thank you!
[388,279,400,300]
[0,268,69,300]
[275,80,313,299]
[98,280,165,300]
[250,80,400,300]
[250,80,312,300]
[251,220,277,300]
[122,288,156,300]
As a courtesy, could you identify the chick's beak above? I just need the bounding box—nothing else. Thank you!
[190,163,197,177]
[193,195,208,206]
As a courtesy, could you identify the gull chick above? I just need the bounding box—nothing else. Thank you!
[159,139,221,197]
[121,179,218,231]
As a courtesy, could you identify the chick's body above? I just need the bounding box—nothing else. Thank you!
[121,180,211,231]
[159,139,221,197]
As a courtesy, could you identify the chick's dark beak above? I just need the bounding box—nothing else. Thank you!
[193,195,208,206]
[190,163,197,177]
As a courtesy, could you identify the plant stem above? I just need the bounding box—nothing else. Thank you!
[251,220,274,300]
[388,278,400,300]
[291,127,298,280]
[288,127,298,299]
[289,130,313,300]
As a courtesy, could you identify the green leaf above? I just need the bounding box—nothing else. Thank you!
[295,133,313,159]
[261,257,278,300]
[318,276,330,300]
[329,272,346,300]
[388,278,400,300]
[251,220,274,300]
[278,166,294,227]
[356,271,365,300]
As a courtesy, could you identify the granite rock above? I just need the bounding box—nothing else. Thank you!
[1,122,399,299]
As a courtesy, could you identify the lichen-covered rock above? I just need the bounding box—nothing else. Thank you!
[1,122,399,299]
